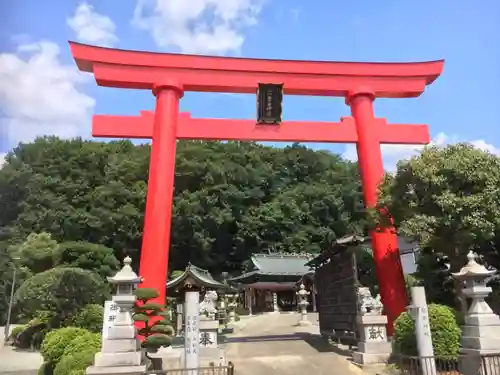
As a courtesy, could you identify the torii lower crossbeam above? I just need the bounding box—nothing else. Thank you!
[93,111,430,144]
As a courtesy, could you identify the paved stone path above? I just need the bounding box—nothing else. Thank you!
[0,346,42,375]
[0,325,42,374]
[224,313,366,375]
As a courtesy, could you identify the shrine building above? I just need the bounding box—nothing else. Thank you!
[228,253,315,314]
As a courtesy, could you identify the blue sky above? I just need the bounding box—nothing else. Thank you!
[1,0,499,169]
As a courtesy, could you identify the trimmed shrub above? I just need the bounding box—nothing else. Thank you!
[10,325,26,339]
[133,288,175,354]
[70,304,104,333]
[15,267,108,324]
[38,362,49,375]
[393,303,461,358]
[55,241,119,279]
[40,327,90,365]
[53,350,96,375]
[15,320,47,349]
[63,331,101,358]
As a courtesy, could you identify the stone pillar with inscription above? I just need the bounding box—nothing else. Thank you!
[352,287,392,365]
[453,251,500,375]
[184,287,200,371]
[87,257,146,375]
[407,287,436,375]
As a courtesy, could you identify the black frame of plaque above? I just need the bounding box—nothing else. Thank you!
[256,83,283,125]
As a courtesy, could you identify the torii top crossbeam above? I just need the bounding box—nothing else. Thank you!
[69,41,444,333]
[69,42,443,97]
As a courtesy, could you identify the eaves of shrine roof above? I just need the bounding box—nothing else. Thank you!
[166,263,235,291]
[306,234,419,267]
[228,269,311,282]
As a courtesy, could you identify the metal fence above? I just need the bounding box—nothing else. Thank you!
[391,354,500,375]
[144,362,234,375]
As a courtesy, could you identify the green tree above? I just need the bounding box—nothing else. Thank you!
[16,232,59,274]
[56,241,120,279]
[0,138,365,274]
[14,267,109,325]
[376,143,500,311]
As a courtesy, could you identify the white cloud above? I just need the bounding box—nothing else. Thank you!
[0,40,95,149]
[469,139,500,154]
[132,0,263,55]
[342,132,500,171]
[67,1,118,47]
[0,153,6,168]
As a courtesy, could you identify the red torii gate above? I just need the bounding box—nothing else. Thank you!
[70,41,444,328]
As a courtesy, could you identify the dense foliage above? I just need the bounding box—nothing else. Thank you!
[0,137,364,269]
[0,137,366,323]
[376,144,500,311]
[40,327,90,366]
[14,267,108,324]
[70,304,104,333]
[39,327,101,375]
[393,304,461,358]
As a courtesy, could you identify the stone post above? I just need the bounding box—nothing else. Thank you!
[176,302,183,336]
[217,294,226,331]
[452,251,500,375]
[226,294,237,325]
[407,287,436,375]
[87,257,146,375]
[352,287,392,366]
[296,284,311,326]
[311,284,317,313]
[272,292,279,313]
[184,288,200,373]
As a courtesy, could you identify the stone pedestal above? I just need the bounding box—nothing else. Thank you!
[149,346,183,370]
[352,315,392,365]
[199,318,219,349]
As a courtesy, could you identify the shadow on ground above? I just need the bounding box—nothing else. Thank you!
[225,332,355,357]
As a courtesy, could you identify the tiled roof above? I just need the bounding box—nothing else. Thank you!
[166,263,235,291]
[251,253,315,275]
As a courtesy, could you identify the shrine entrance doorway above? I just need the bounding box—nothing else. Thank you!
[69,41,444,329]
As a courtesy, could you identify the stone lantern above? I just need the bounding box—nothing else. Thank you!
[452,251,500,375]
[87,257,145,375]
[226,294,238,325]
[107,256,142,324]
[296,283,311,326]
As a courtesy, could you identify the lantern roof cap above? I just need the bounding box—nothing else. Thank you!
[107,256,142,284]
[452,251,496,279]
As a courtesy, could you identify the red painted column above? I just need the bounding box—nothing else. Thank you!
[139,79,183,304]
[347,90,408,334]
